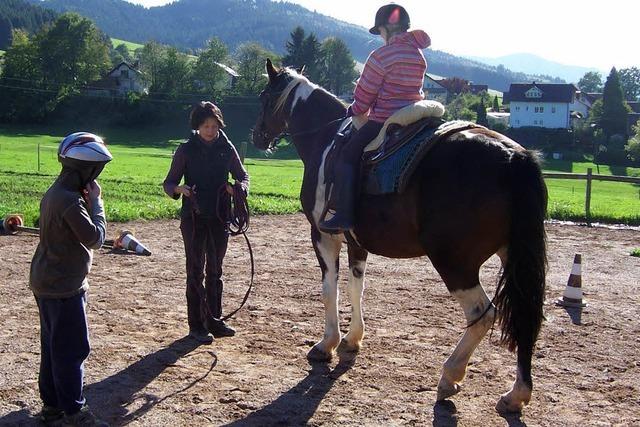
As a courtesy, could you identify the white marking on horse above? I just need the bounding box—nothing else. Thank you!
[311,143,334,226]
[273,69,319,116]
[343,258,367,350]
[313,233,342,356]
[438,285,495,400]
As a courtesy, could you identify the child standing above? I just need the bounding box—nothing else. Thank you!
[163,101,249,343]
[30,132,113,426]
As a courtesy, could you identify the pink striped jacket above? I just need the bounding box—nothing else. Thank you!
[350,30,431,123]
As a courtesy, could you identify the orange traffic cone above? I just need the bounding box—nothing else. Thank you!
[556,254,587,308]
[114,230,151,256]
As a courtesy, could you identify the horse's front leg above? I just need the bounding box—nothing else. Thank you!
[308,227,342,361]
[341,244,368,352]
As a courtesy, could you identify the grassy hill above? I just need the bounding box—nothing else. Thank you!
[111,37,143,54]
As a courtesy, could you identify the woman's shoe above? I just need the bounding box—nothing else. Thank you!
[208,320,236,337]
[188,328,214,344]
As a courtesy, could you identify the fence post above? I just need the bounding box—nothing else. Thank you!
[37,143,41,172]
[239,141,247,164]
[585,168,592,226]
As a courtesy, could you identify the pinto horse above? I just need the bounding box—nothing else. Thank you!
[252,59,547,413]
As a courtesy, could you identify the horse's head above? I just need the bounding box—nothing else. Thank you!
[252,59,300,150]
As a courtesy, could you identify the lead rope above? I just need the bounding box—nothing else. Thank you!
[187,182,254,324]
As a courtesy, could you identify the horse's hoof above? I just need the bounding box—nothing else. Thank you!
[338,338,361,353]
[307,345,332,362]
[436,382,461,401]
[495,395,524,414]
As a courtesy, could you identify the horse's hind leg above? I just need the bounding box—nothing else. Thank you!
[436,270,495,401]
[341,244,368,352]
[308,228,343,361]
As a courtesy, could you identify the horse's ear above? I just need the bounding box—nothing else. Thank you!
[297,65,306,75]
[266,58,278,81]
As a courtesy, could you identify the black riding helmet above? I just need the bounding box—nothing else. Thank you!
[369,3,410,35]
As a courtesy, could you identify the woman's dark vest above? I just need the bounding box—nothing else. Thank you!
[180,132,233,218]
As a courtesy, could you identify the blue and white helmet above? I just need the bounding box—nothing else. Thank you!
[58,132,113,164]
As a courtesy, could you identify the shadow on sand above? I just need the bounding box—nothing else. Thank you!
[224,345,356,426]
[0,336,214,426]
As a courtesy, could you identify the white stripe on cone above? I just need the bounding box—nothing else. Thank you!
[556,253,586,308]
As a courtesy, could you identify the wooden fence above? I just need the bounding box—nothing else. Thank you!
[542,168,640,224]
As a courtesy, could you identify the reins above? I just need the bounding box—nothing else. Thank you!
[280,116,346,140]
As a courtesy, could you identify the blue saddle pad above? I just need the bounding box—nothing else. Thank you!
[361,120,480,195]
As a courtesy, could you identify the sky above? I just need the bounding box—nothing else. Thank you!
[127,0,639,71]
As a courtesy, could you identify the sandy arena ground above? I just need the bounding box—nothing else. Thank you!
[1,214,639,426]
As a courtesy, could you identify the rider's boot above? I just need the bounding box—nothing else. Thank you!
[319,163,357,234]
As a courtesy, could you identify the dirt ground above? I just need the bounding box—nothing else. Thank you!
[1,214,639,426]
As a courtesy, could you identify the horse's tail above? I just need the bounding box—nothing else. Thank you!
[495,149,547,354]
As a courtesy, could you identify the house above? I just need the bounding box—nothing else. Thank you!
[504,82,586,129]
[423,73,501,104]
[87,62,147,98]
[423,73,449,103]
[214,62,239,90]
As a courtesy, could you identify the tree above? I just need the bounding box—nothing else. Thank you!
[625,123,640,162]
[318,37,357,96]
[111,42,132,65]
[234,42,278,96]
[476,98,488,126]
[38,13,111,99]
[445,92,480,121]
[282,26,305,68]
[0,29,46,121]
[192,37,229,97]
[441,77,469,97]
[137,41,165,90]
[300,33,321,82]
[153,46,193,99]
[0,14,12,50]
[618,67,640,101]
[600,67,631,137]
[492,95,500,112]
[577,71,603,93]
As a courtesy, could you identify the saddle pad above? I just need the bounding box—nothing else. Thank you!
[361,120,482,195]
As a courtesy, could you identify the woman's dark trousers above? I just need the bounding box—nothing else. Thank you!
[180,215,229,331]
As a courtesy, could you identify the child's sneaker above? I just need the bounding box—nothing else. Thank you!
[37,405,64,424]
[58,405,109,427]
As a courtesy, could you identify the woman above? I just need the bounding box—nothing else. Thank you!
[319,3,431,234]
[163,101,249,343]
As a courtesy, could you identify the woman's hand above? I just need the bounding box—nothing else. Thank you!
[176,185,195,197]
[225,183,234,195]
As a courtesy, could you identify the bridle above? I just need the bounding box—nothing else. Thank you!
[257,77,346,149]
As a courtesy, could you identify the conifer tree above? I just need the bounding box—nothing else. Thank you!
[600,67,630,137]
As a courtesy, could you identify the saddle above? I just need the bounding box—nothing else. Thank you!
[324,100,473,203]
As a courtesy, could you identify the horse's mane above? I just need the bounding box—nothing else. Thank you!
[274,67,347,115]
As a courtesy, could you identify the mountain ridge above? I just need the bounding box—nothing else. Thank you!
[465,52,600,84]
[24,0,571,91]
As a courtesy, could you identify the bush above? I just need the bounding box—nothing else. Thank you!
[625,134,640,162]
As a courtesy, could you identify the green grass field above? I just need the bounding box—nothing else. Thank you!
[1,125,639,226]
[0,125,302,226]
[110,38,144,54]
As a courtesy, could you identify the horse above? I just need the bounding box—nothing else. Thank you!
[252,59,547,413]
